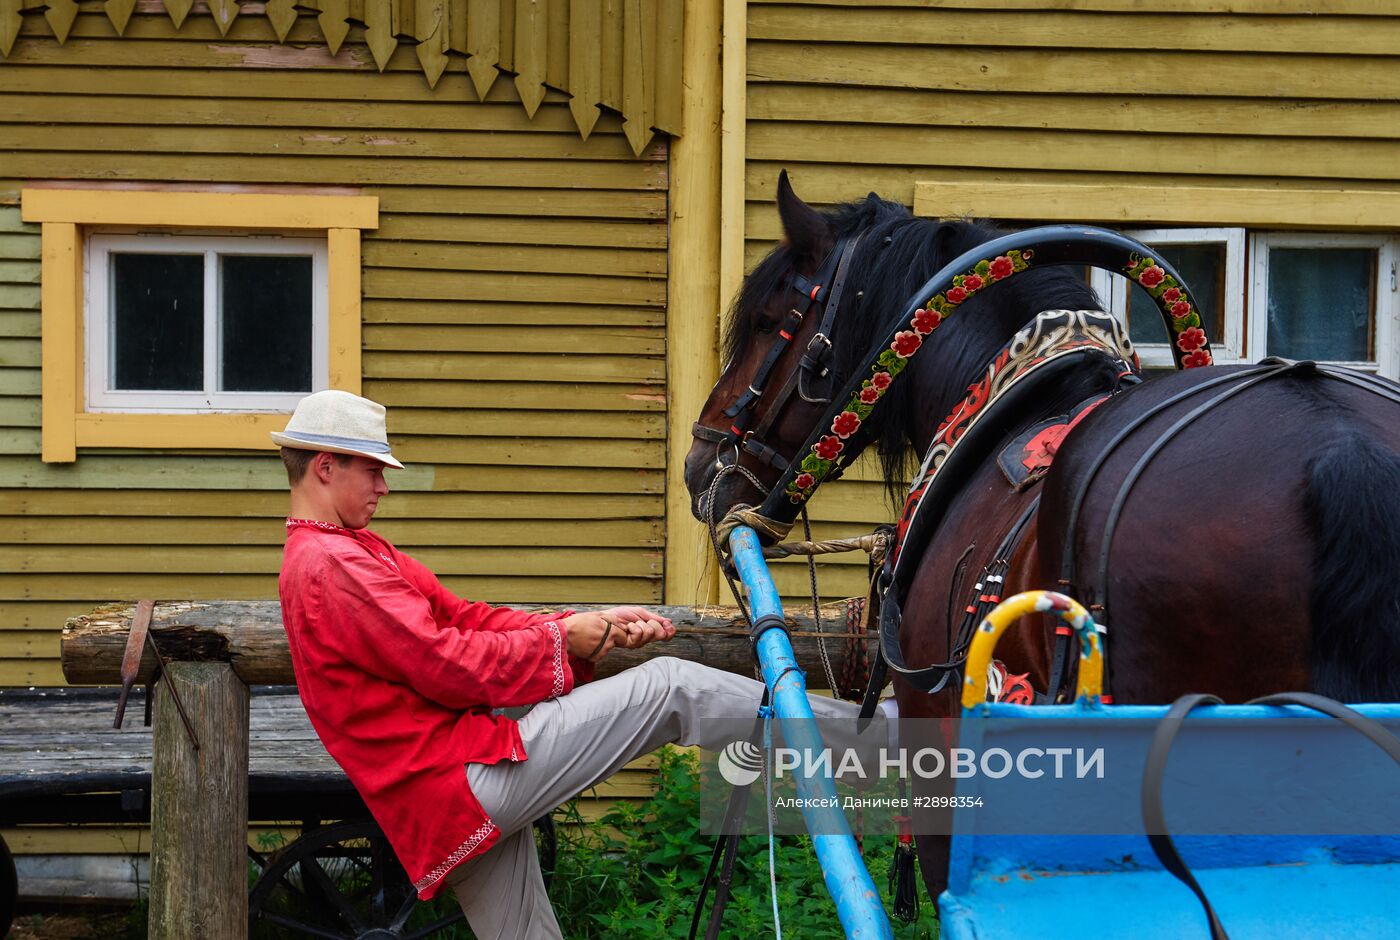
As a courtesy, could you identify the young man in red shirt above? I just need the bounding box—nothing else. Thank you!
[276,390,888,938]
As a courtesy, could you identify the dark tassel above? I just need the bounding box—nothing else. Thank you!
[888,816,920,923]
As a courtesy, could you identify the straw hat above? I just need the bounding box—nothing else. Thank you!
[271,390,405,469]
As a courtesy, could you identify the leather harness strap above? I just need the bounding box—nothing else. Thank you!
[1060,358,1400,641]
[857,496,1041,730]
[696,237,863,473]
[1142,691,1400,940]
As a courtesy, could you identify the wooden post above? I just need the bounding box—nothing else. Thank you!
[665,0,724,608]
[148,662,249,940]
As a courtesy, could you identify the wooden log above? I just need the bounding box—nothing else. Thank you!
[61,601,875,689]
[147,662,249,940]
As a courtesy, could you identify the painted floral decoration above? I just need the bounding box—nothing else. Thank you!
[1124,253,1215,368]
[783,249,1036,503]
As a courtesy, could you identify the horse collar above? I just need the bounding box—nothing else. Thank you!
[889,309,1139,578]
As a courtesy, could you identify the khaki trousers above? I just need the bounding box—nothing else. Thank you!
[443,656,887,939]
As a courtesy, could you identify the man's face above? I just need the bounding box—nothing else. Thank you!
[326,455,390,529]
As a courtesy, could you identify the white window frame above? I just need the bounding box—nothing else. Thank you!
[1247,231,1399,380]
[1090,227,1247,368]
[86,232,329,412]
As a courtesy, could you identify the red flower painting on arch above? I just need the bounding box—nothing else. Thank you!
[1162,287,1182,303]
[1138,265,1166,289]
[859,386,881,405]
[912,308,942,335]
[832,411,861,439]
[988,255,1014,280]
[891,331,922,357]
[946,285,969,305]
[1183,349,1213,368]
[963,273,985,292]
[871,371,892,391]
[794,472,815,490]
[814,435,844,460]
[1170,300,1192,318]
[1176,327,1207,352]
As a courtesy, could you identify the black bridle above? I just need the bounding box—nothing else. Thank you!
[693,235,862,471]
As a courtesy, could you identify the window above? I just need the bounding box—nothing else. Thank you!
[1249,232,1396,375]
[1090,228,1246,368]
[87,234,328,412]
[22,188,376,462]
[1091,228,1396,377]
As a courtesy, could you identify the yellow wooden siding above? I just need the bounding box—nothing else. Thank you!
[742,0,1400,602]
[0,0,683,155]
[0,5,668,691]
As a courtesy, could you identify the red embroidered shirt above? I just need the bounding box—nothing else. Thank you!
[278,518,593,898]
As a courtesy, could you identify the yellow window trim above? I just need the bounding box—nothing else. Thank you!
[21,189,377,463]
[913,181,1400,231]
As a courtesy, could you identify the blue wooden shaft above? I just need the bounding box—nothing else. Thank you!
[728,526,894,940]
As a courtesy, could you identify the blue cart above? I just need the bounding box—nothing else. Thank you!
[940,592,1400,940]
[725,533,1400,940]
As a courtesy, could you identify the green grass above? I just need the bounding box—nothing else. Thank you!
[540,746,939,939]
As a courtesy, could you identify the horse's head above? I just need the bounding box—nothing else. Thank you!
[685,172,867,527]
[686,175,1109,533]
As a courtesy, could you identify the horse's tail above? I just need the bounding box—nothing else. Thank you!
[1303,427,1400,702]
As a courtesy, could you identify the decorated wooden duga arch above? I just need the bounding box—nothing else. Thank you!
[717,224,1212,532]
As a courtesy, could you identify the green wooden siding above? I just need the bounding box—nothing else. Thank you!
[746,0,1400,604]
[0,4,669,687]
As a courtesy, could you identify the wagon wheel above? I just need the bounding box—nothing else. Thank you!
[1,834,16,939]
[248,818,463,939]
[248,816,557,939]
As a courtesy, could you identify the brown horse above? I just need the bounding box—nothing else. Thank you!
[684,173,1400,907]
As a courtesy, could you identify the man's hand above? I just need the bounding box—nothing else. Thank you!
[601,606,675,651]
[563,612,617,662]
[562,607,675,661]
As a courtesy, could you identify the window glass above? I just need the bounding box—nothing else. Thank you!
[1126,243,1225,348]
[1267,248,1376,363]
[111,253,204,391]
[220,255,314,392]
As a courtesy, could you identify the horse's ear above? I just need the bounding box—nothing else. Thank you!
[776,169,829,261]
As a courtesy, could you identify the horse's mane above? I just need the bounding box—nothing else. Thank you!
[726,194,1101,502]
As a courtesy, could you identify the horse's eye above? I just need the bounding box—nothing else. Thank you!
[755,319,777,335]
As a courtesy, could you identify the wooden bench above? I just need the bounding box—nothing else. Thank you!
[0,685,369,935]
[0,685,360,826]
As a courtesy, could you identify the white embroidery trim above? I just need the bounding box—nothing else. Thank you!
[546,620,566,698]
[413,819,497,894]
[286,517,349,534]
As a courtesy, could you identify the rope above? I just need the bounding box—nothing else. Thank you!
[714,505,796,546]
[762,531,891,560]
[701,458,887,700]
[701,459,773,681]
[773,525,889,701]
[801,508,842,697]
[762,703,782,939]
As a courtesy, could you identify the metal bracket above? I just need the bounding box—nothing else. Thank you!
[113,599,200,751]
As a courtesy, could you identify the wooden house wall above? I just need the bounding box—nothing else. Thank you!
[743,0,1400,603]
[0,1,669,688]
